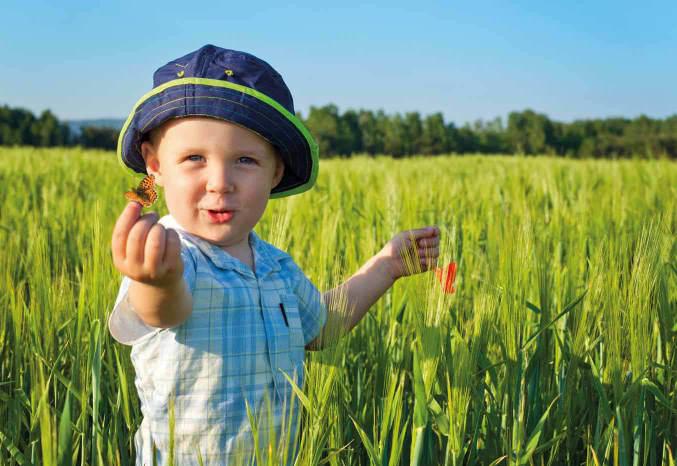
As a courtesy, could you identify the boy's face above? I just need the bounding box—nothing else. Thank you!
[141,116,284,252]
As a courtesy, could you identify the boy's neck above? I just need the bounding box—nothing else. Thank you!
[162,215,256,273]
[221,235,255,273]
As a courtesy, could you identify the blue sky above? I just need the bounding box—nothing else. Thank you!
[2,0,676,125]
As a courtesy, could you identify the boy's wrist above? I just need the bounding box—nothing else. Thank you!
[369,253,398,286]
[133,273,182,290]
[128,276,192,328]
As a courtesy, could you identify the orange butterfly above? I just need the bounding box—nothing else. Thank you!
[434,261,457,294]
[124,174,157,207]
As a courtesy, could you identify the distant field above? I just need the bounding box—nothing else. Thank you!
[0,147,675,465]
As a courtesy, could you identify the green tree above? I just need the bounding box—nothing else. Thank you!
[507,109,555,154]
[445,122,460,153]
[473,117,508,153]
[456,125,480,153]
[33,110,64,146]
[382,114,407,157]
[420,112,448,154]
[358,110,384,155]
[337,109,362,155]
[403,112,422,155]
[80,126,118,150]
[304,104,340,158]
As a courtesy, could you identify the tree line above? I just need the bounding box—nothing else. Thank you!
[303,105,677,158]
[2,103,676,158]
[0,105,118,150]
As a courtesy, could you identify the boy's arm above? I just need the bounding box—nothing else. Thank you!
[306,226,440,351]
[112,202,192,329]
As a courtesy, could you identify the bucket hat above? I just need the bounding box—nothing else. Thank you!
[117,44,319,198]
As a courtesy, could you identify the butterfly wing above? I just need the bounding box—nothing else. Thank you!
[125,190,150,207]
[146,188,157,205]
[139,174,157,206]
[124,174,157,207]
[138,174,155,191]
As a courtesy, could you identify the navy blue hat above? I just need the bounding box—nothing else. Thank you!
[117,44,319,198]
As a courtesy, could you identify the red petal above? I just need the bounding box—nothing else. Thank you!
[435,262,457,293]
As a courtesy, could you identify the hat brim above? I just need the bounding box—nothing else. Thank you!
[117,77,319,199]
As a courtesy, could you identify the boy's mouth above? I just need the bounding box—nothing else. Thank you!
[206,209,234,223]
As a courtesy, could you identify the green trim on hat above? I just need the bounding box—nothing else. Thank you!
[117,77,319,199]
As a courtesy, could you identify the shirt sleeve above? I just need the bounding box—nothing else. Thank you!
[288,260,327,346]
[108,244,197,346]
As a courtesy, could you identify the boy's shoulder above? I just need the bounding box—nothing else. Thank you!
[251,231,305,278]
[251,232,298,262]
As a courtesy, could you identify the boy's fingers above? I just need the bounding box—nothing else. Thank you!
[407,226,440,240]
[163,228,182,270]
[126,212,159,265]
[112,202,143,260]
[421,256,438,269]
[416,237,440,247]
[144,223,166,274]
[418,246,440,257]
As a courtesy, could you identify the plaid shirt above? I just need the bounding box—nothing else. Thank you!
[108,215,327,466]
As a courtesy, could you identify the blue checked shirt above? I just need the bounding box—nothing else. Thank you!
[108,215,327,466]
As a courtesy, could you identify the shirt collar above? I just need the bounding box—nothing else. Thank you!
[158,215,282,279]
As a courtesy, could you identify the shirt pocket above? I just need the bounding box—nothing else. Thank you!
[279,293,305,358]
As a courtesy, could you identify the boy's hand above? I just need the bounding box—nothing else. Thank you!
[111,202,183,287]
[378,226,440,281]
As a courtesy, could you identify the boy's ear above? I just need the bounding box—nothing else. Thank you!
[272,156,285,189]
[140,141,164,186]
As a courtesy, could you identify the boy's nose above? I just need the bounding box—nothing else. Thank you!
[206,169,236,193]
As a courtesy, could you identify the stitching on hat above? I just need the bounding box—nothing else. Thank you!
[140,96,299,151]
[140,99,300,159]
[136,78,299,121]
[140,87,296,124]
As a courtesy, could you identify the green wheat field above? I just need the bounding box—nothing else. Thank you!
[1,147,675,466]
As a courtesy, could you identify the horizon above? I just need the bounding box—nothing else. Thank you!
[3,0,676,126]
[14,106,677,129]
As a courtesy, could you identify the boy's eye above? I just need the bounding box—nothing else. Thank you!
[184,155,256,164]
[238,156,256,164]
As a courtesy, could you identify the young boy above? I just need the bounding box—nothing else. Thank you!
[108,44,441,465]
